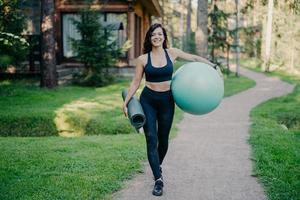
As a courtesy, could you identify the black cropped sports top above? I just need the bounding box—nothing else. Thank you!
[144,49,173,82]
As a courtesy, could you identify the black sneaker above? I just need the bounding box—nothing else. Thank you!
[152,178,164,196]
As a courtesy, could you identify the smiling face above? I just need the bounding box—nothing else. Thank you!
[151,27,165,47]
[143,23,169,53]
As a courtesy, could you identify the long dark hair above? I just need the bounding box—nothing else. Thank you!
[143,23,169,54]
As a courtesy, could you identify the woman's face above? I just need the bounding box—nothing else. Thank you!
[150,27,165,47]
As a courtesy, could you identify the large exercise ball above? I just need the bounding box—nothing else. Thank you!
[171,62,224,115]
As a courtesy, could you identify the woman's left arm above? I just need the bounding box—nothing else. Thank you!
[169,48,216,67]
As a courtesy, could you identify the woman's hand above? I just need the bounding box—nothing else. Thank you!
[123,103,128,118]
[122,56,144,118]
[213,65,223,78]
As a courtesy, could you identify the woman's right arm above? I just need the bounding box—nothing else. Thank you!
[122,57,144,117]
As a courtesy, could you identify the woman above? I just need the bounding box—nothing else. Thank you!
[122,23,216,196]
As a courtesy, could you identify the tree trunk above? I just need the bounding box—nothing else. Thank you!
[235,0,240,77]
[161,0,165,25]
[289,37,295,71]
[196,0,208,57]
[186,0,192,52]
[40,0,57,88]
[180,2,184,50]
[264,0,274,72]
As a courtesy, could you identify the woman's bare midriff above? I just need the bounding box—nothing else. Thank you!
[145,80,171,92]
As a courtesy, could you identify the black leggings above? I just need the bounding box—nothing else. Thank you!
[140,86,175,180]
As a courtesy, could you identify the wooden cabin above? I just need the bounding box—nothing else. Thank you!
[55,0,162,67]
[21,0,162,76]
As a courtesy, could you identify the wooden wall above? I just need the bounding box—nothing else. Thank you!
[55,0,156,66]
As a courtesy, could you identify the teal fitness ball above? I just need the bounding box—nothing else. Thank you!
[171,62,224,115]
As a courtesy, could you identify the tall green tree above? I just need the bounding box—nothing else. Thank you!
[71,9,121,87]
[0,0,28,69]
[208,4,229,62]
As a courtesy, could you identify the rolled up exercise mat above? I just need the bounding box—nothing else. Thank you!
[121,89,146,132]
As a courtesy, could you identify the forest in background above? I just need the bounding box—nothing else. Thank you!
[155,0,300,75]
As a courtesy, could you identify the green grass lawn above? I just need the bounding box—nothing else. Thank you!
[0,79,134,136]
[241,58,300,200]
[0,135,146,200]
[223,73,255,97]
[0,63,256,200]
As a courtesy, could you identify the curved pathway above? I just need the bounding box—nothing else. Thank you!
[113,68,294,200]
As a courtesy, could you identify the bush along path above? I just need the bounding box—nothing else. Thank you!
[113,67,294,200]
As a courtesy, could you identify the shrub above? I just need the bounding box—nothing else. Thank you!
[0,54,12,70]
[0,1,28,67]
[72,71,115,87]
[0,114,58,137]
[276,112,300,130]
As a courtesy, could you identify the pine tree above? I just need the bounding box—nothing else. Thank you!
[208,4,229,62]
[71,9,121,87]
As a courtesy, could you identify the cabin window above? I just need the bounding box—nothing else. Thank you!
[62,14,81,58]
[62,12,127,58]
[106,13,127,51]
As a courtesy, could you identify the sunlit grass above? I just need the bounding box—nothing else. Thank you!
[0,80,11,86]
[0,79,134,136]
[223,73,256,97]
[54,95,125,137]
